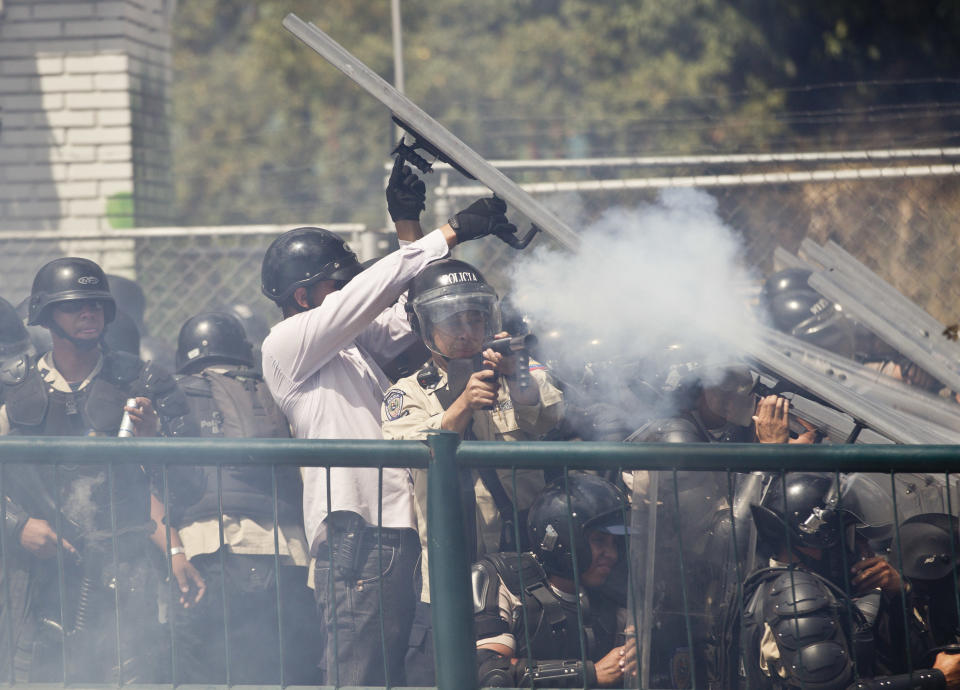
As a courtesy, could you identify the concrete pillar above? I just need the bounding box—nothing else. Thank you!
[0,0,176,237]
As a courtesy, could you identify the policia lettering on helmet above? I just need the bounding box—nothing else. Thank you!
[381,258,563,685]
[720,472,949,690]
[473,473,636,688]
[0,258,202,683]
[166,312,320,685]
[259,157,519,687]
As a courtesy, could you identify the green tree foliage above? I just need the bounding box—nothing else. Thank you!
[170,1,783,227]
[170,1,960,228]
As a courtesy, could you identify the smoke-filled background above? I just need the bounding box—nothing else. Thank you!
[2,0,960,373]
[509,189,760,373]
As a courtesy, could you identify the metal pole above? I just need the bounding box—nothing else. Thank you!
[390,0,405,144]
[427,432,478,690]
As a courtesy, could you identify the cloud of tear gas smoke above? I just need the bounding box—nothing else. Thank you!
[64,473,106,533]
[509,188,761,376]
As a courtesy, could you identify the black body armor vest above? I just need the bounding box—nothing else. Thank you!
[474,552,618,663]
[174,367,300,527]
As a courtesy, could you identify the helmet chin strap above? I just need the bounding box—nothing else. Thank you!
[47,321,101,352]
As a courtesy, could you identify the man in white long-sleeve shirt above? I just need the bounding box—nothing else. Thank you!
[259,163,517,686]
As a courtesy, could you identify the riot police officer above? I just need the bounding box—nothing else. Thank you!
[473,472,634,688]
[381,258,563,684]
[0,258,198,683]
[0,296,33,402]
[720,472,948,690]
[168,312,319,684]
[898,513,960,685]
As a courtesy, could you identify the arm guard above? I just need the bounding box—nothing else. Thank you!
[849,669,945,690]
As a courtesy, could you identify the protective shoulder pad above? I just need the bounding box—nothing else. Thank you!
[483,551,547,597]
[4,367,48,428]
[176,373,213,399]
[762,569,853,689]
[101,349,144,386]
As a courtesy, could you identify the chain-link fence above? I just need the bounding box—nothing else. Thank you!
[2,154,959,359]
[0,224,380,357]
[426,155,960,327]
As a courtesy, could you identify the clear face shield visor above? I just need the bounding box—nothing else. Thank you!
[412,292,501,357]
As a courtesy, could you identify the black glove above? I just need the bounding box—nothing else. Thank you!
[448,196,517,243]
[386,156,426,222]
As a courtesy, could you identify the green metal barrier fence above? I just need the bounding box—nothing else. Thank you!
[0,435,957,689]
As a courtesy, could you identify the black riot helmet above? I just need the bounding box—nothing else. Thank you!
[106,274,146,332]
[0,297,30,360]
[527,472,629,579]
[28,257,116,326]
[762,268,855,358]
[260,227,363,305]
[102,309,141,356]
[406,258,500,357]
[0,296,33,387]
[751,472,894,556]
[176,312,254,374]
[899,513,960,582]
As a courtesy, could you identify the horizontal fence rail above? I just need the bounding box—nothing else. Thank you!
[0,436,958,690]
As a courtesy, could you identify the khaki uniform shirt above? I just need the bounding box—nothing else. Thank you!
[381,363,563,602]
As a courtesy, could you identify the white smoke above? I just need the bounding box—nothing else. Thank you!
[510,188,760,376]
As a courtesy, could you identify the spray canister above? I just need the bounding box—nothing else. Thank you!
[118,398,137,438]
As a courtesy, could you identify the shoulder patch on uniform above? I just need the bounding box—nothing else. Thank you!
[383,389,407,421]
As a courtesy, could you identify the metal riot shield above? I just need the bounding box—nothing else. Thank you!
[629,467,759,689]
[281,13,580,251]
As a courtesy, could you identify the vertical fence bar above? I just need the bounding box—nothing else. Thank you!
[376,466,389,688]
[639,470,659,690]
[216,464,231,685]
[620,467,641,690]
[53,464,68,686]
[725,470,749,690]
[510,467,535,689]
[0,467,14,684]
[946,473,960,638]
[325,465,339,689]
[270,464,285,688]
[669,469,697,690]
[427,431,478,690]
[834,470,859,678]
[889,472,914,678]
[161,464,177,686]
[561,467,589,690]
[107,464,123,685]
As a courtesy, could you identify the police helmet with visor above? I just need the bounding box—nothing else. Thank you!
[406,259,500,357]
[751,472,894,554]
[526,472,629,579]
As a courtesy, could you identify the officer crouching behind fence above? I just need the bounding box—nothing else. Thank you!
[719,472,954,690]
[166,312,320,685]
[472,472,635,688]
[0,258,200,683]
[380,258,563,684]
[895,513,960,687]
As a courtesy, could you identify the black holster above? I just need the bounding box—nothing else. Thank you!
[326,511,368,584]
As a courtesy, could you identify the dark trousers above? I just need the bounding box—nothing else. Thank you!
[405,600,436,686]
[170,552,321,685]
[314,525,418,687]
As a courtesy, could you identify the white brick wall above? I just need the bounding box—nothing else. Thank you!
[0,0,176,234]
